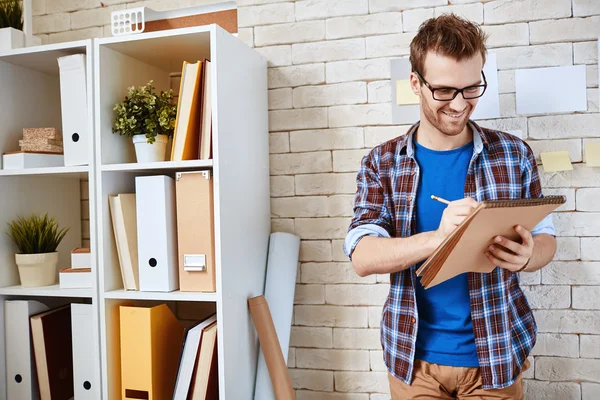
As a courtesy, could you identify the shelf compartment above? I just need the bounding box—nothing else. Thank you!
[0,284,93,298]
[104,289,217,302]
[101,159,212,172]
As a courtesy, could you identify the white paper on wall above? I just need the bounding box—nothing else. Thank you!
[471,53,500,120]
[391,58,421,125]
[515,65,587,115]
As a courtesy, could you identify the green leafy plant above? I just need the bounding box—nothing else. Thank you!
[0,0,23,30]
[7,213,70,254]
[112,80,177,144]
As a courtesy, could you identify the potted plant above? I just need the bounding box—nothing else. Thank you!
[0,0,40,51]
[7,213,70,287]
[112,80,177,163]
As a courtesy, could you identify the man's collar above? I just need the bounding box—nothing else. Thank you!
[400,120,487,157]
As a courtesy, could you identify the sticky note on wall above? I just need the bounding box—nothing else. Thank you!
[585,142,600,167]
[396,80,419,105]
[540,151,573,172]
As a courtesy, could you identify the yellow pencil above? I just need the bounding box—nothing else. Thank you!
[431,195,451,205]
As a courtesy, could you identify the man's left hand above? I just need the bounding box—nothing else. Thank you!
[485,225,533,272]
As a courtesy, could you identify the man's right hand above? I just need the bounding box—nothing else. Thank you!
[434,197,479,243]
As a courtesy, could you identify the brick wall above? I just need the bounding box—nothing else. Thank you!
[33,0,600,399]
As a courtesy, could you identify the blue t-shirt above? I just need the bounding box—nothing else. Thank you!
[413,139,479,367]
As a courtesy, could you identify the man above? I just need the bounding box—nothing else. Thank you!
[344,14,557,399]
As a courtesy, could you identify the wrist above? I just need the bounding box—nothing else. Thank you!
[517,257,531,272]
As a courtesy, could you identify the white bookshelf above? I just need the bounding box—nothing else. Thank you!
[94,24,269,400]
[0,40,101,399]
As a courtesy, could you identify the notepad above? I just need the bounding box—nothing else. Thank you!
[585,142,600,167]
[416,196,566,289]
[540,151,573,172]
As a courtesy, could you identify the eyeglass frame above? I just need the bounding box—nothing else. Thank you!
[414,70,488,101]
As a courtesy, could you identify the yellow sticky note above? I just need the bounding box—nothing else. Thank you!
[585,142,600,167]
[396,80,419,105]
[540,151,573,172]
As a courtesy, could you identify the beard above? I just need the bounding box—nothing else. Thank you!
[422,98,472,137]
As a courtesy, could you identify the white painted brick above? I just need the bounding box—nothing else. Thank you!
[588,88,599,112]
[484,0,571,24]
[268,89,292,111]
[269,108,328,131]
[236,28,253,48]
[527,139,582,164]
[545,188,576,212]
[482,23,529,48]
[329,104,391,128]
[370,350,387,372]
[522,285,571,309]
[302,262,375,284]
[33,0,45,16]
[270,176,294,197]
[238,3,295,28]
[574,41,598,65]
[541,165,600,188]
[519,270,541,285]
[524,356,535,379]
[254,21,325,47]
[327,12,402,40]
[369,0,447,13]
[300,241,333,262]
[290,326,333,348]
[536,357,600,382]
[48,27,102,43]
[524,381,581,400]
[272,218,294,234]
[296,0,368,21]
[402,8,434,32]
[46,0,99,13]
[574,0,600,17]
[328,195,354,217]
[494,43,572,70]
[326,284,389,306]
[365,126,409,147]
[530,17,600,45]
[256,45,292,67]
[535,310,600,334]
[333,149,369,173]
[269,63,324,89]
[295,173,357,195]
[366,33,413,58]
[333,328,381,350]
[555,237,580,261]
[588,65,599,87]
[294,82,367,108]
[270,152,332,175]
[295,305,368,327]
[580,335,600,359]
[577,189,600,211]
[435,3,483,23]
[581,238,600,260]
[296,348,370,371]
[326,59,390,83]
[295,283,326,304]
[368,81,391,104]
[498,70,515,93]
[531,333,579,357]
[33,13,70,34]
[555,213,600,237]
[288,347,295,368]
[529,114,600,139]
[293,38,365,64]
[478,117,527,136]
[334,371,388,393]
[368,306,383,328]
[272,196,329,218]
[295,217,351,240]
[290,369,334,391]
[290,128,364,152]
[297,391,369,400]
[542,261,600,285]
[583,383,600,400]
[236,0,290,5]
[333,240,348,261]
[573,286,600,310]
[499,93,516,117]
[71,5,125,30]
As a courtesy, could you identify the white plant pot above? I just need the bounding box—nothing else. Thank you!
[15,252,59,287]
[132,134,169,163]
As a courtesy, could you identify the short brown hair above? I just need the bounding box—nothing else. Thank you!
[409,13,488,76]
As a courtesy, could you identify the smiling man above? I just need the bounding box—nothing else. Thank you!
[344,14,557,399]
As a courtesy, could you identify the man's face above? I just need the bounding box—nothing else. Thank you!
[411,52,484,137]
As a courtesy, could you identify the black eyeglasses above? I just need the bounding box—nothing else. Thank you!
[415,70,487,101]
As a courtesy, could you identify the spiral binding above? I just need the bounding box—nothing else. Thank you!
[482,195,566,208]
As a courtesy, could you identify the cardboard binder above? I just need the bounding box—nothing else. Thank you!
[71,303,99,399]
[120,304,185,400]
[57,54,89,166]
[135,175,179,292]
[417,195,566,288]
[175,170,216,292]
[5,300,49,400]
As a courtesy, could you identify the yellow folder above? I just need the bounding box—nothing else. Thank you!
[120,304,185,400]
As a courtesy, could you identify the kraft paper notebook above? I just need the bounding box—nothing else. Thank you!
[416,196,566,289]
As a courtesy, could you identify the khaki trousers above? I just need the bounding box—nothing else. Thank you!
[388,358,530,399]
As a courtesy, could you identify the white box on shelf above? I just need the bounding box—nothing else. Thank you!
[2,151,64,169]
[59,268,93,289]
[71,247,91,269]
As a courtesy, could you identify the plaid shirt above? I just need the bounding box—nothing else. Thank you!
[344,121,554,390]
